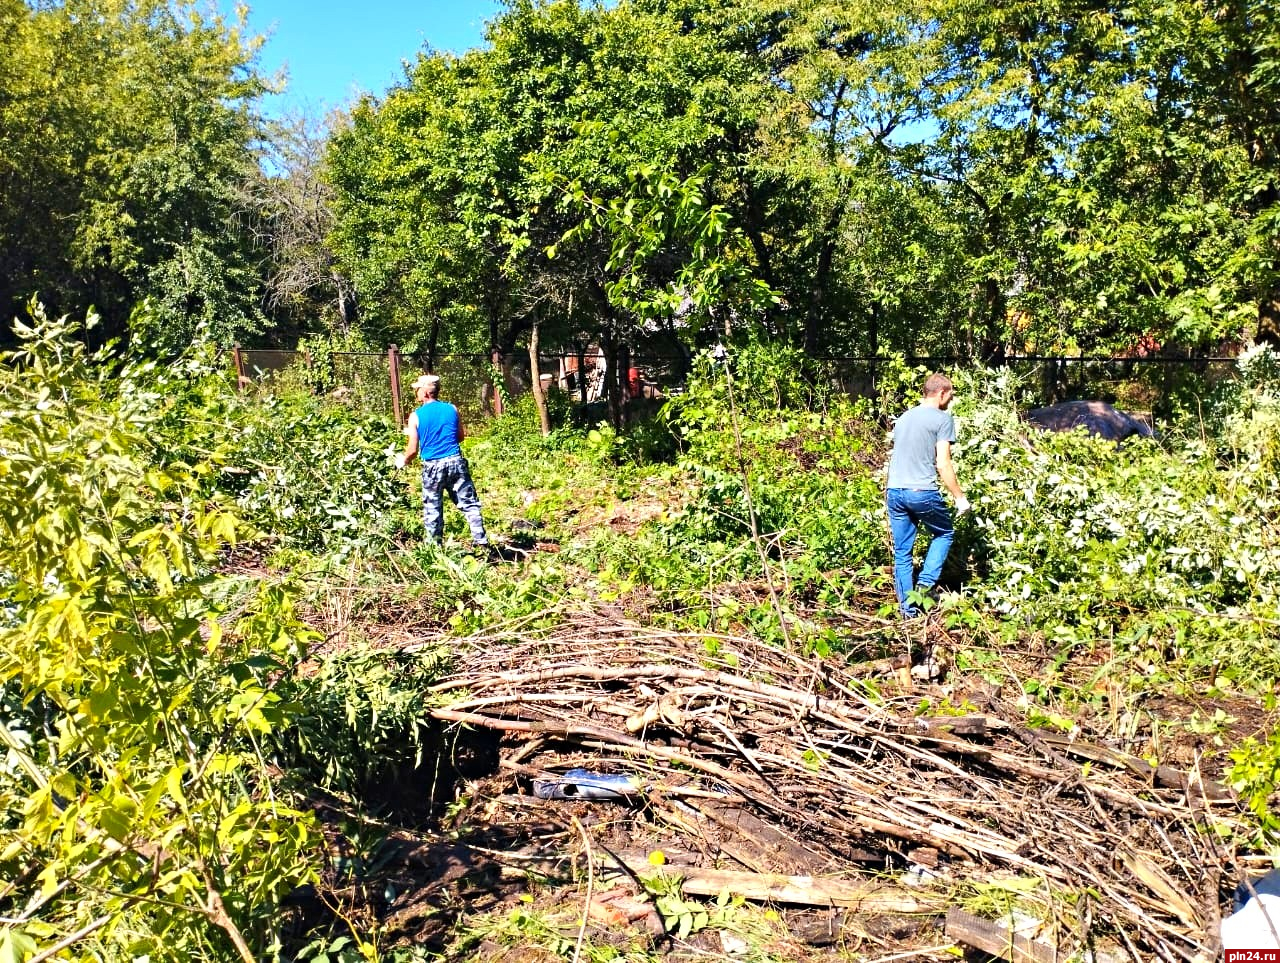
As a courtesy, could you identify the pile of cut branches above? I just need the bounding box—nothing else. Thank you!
[422,611,1243,962]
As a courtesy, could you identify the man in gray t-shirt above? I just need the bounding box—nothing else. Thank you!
[886,373,971,617]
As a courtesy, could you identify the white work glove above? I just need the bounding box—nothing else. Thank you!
[393,453,407,470]
[954,495,972,516]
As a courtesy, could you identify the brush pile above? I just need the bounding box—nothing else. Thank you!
[423,611,1243,962]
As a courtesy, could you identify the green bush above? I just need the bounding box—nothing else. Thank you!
[141,364,414,555]
[215,393,411,554]
[278,644,454,795]
[1228,721,1280,849]
[1212,344,1280,477]
[951,363,1280,683]
[0,307,321,960]
[476,389,577,452]
[662,343,887,578]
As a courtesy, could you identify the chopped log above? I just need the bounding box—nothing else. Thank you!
[945,907,1059,963]
[911,715,995,737]
[1035,732,1231,802]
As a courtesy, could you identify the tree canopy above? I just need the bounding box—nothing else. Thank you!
[4,0,1280,359]
[326,0,1280,361]
[0,0,270,349]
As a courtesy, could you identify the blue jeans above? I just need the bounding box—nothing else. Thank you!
[886,488,955,616]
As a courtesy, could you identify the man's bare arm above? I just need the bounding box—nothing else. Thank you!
[935,440,963,500]
[396,414,419,467]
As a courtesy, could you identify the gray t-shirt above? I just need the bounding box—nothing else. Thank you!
[887,404,956,489]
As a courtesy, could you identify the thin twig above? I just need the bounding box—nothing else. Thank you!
[571,815,595,963]
[26,914,113,963]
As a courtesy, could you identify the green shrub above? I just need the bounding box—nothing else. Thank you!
[950,364,1280,682]
[477,390,577,451]
[1213,344,1280,477]
[662,343,887,580]
[279,644,454,795]
[0,307,320,960]
[142,367,414,555]
[1228,722,1280,849]
[215,393,411,554]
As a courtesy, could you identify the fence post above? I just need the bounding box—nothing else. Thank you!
[389,344,403,425]
[491,349,504,416]
[232,343,246,392]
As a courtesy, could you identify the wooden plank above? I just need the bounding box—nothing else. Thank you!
[1035,732,1230,801]
[945,907,1059,963]
[609,854,947,913]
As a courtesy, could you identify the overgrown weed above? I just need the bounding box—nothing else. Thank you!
[14,315,1280,955]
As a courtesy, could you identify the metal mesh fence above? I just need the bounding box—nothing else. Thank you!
[813,355,1237,402]
[238,349,300,378]
[330,352,396,418]
[229,346,1243,426]
[972,356,1239,413]
[395,353,496,426]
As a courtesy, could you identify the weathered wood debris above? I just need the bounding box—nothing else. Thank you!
[420,611,1244,962]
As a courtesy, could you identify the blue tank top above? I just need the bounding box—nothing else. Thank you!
[414,401,462,461]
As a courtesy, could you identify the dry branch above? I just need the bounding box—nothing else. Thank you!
[606,854,948,913]
[419,611,1245,959]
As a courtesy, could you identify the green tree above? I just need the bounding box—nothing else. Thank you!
[327,0,766,370]
[1139,0,1280,344]
[329,0,1280,367]
[0,0,271,351]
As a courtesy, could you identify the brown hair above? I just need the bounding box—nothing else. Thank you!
[923,373,953,397]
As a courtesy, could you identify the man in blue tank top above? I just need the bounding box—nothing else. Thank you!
[886,373,970,617]
[394,374,489,548]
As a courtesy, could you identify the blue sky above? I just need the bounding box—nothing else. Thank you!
[231,0,503,117]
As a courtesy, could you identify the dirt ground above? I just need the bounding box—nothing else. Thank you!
[288,761,969,962]
[231,542,1277,961]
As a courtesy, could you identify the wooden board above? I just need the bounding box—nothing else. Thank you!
[945,907,1059,963]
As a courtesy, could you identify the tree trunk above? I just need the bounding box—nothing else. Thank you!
[487,307,500,361]
[600,324,624,429]
[618,342,631,403]
[528,322,551,436]
[333,271,356,335]
[426,314,440,371]
[804,200,847,357]
[983,276,1007,363]
[1259,295,1280,346]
